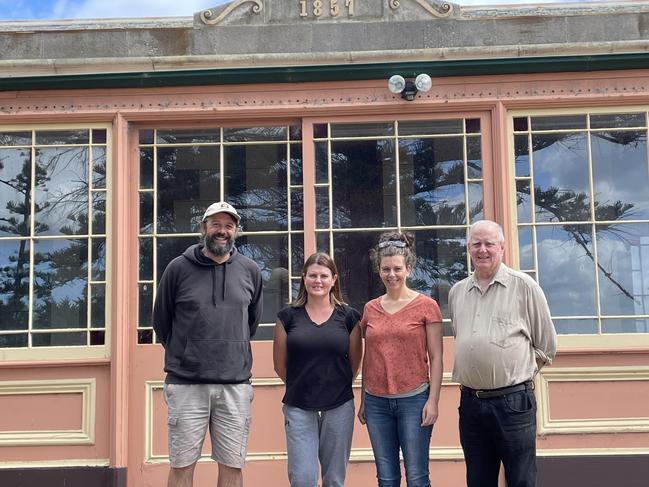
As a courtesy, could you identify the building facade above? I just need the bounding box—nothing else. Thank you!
[1,1,649,485]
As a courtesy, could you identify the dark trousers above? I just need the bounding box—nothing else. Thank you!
[458,388,537,487]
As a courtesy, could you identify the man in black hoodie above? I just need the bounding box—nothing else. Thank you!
[153,201,263,487]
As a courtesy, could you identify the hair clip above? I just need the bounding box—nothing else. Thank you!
[378,240,407,249]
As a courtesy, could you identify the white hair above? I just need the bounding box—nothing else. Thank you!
[469,220,505,243]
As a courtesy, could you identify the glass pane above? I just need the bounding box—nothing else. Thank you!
[139,147,154,189]
[399,119,462,136]
[157,146,220,233]
[412,228,468,318]
[590,113,646,129]
[253,325,274,341]
[291,189,304,231]
[553,319,598,334]
[33,239,88,329]
[237,234,289,326]
[532,133,590,222]
[400,137,465,226]
[224,127,286,142]
[468,182,484,222]
[91,284,105,328]
[465,119,481,134]
[33,331,86,347]
[536,225,597,316]
[157,129,219,144]
[0,240,30,331]
[315,187,330,229]
[315,142,328,184]
[36,130,89,145]
[531,115,586,131]
[138,329,153,344]
[140,192,154,234]
[332,140,396,228]
[466,136,482,179]
[291,233,304,278]
[289,125,302,141]
[0,148,31,236]
[35,147,89,236]
[92,129,107,144]
[92,192,106,235]
[591,131,649,221]
[332,231,384,312]
[517,226,534,270]
[156,237,198,279]
[90,330,105,345]
[291,278,301,300]
[316,232,330,254]
[313,124,327,139]
[597,223,649,316]
[331,122,394,138]
[139,129,154,145]
[602,318,649,333]
[0,131,31,146]
[0,334,28,348]
[224,144,288,231]
[139,282,153,327]
[513,117,528,132]
[516,179,532,224]
[139,238,153,281]
[290,143,303,186]
[92,146,106,189]
[91,238,106,281]
[514,134,530,178]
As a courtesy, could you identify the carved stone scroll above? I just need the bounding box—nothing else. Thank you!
[200,0,264,26]
[390,0,456,19]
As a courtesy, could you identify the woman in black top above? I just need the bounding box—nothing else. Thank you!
[273,252,362,487]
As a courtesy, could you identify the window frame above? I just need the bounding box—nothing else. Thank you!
[508,107,649,349]
[0,123,112,361]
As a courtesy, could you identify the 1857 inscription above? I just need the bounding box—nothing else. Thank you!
[299,0,355,18]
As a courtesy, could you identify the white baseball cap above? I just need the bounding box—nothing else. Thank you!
[201,201,241,224]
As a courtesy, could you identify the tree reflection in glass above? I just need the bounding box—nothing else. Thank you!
[225,144,288,232]
[0,240,29,333]
[237,234,289,324]
[157,146,220,233]
[331,140,396,228]
[400,137,466,226]
[0,148,32,237]
[536,225,597,317]
[35,147,89,236]
[32,239,88,331]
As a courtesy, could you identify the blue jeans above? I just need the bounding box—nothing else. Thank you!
[283,399,355,487]
[364,389,432,487]
[459,388,537,487]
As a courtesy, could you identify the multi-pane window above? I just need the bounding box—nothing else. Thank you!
[137,126,303,343]
[514,112,649,335]
[0,127,108,350]
[313,119,484,321]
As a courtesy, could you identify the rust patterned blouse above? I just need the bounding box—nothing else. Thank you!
[360,293,442,396]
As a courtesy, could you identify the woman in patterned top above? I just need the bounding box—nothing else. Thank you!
[273,252,362,487]
[358,232,444,487]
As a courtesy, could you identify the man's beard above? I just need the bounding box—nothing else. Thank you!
[202,233,234,257]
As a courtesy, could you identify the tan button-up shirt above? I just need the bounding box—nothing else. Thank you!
[449,263,557,390]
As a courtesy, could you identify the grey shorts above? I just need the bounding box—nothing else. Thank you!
[164,383,254,468]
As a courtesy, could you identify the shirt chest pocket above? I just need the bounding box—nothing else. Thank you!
[488,315,521,349]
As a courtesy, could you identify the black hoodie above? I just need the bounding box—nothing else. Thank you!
[153,244,263,384]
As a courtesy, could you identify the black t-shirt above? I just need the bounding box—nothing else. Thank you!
[277,304,361,410]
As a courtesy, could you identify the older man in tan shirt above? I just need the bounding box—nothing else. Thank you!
[449,220,556,487]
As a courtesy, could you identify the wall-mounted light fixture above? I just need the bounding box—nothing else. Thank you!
[387,74,432,101]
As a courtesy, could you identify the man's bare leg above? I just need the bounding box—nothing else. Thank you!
[217,463,243,487]
[168,463,197,487]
